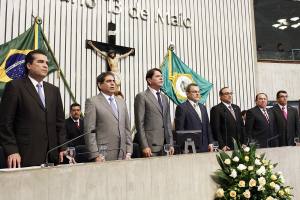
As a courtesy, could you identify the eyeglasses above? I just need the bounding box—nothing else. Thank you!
[222,92,233,95]
[189,91,200,94]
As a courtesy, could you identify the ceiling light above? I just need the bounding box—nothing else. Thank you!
[278,26,288,30]
[272,24,281,28]
[277,19,287,23]
[291,23,300,28]
[290,17,300,21]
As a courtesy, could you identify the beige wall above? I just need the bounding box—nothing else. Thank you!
[256,62,300,102]
[0,0,257,122]
[0,146,299,200]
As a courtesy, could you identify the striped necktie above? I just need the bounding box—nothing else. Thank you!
[262,109,269,123]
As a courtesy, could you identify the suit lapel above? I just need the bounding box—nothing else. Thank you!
[98,93,119,120]
[186,101,201,122]
[221,103,236,121]
[274,104,286,121]
[43,82,51,109]
[115,97,123,121]
[24,77,45,110]
[145,88,162,115]
[255,106,269,125]
[161,93,168,116]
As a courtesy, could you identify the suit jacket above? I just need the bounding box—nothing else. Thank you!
[134,88,173,154]
[84,93,132,161]
[272,104,300,146]
[210,103,245,149]
[175,101,213,152]
[245,106,278,148]
[65,117,85,147]
[0,77,66,167]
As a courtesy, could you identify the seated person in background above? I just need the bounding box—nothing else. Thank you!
[175,83,213,152]
[65,103,88,163]
[65,103,85,147]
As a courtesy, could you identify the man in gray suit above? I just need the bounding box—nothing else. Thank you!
[134,68,174,157]
[84,72,132,161]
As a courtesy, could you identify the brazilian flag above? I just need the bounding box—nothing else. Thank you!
[0,18,57,96]
[161,49,213,105]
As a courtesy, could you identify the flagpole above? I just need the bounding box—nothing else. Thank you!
[35,17,77,103]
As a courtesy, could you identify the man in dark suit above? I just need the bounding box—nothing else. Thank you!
[175,83,213,152]
[65,103,89,163]
[272,90,300,146]
[245,93,278,148]
[0,49,66,168]
[134,68,174,157]
[210,87,245,151]
[65,103,84,147]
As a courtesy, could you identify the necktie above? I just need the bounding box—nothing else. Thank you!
[156,92,163,111]
[228,105,236,120]
[75,121,80,128]
[263,109,269,123]
[109,96,118,118]
[36,83,45,107]
[282,106,288,120]
[193,103,202,121]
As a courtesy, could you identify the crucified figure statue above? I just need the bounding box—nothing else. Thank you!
[88,41,134,90]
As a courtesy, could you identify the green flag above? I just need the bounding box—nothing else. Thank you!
[161,50,213,105]
[0,19,57,96]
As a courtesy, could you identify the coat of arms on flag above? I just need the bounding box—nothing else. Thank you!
[160,47,213,105]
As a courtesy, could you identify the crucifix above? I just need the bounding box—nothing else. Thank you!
[86,22,135,91]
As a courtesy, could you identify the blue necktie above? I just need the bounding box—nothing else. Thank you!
[36,83,45,107]
[109,96,118,118]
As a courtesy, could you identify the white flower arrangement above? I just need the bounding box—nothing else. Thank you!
[212,139,293,200]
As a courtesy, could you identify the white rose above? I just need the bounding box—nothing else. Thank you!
[239,180,246,187]
[270,174,277,181]
[258,177,266,186]
[224,159,231,165]
[269,164,274,169]
[216,188,224,198]
[243,189,251,199]
[262,159,269,165]
[232,156,239,162]
[257,185,265,191]
[279,175,285,184]
[230,169,237,178]
[229,191,236,198]
[256,166,266,176]
[269,182,276,188]
[244,156,250,162]
[266,196,274,200]
[248,166,254,171]
[249,178,257,187]
[274,184,280,192]
[244,147,250,152]
[255,159,262,165]
[237,164,247,171]
[278,190,285,197]
[284,187,291,194]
